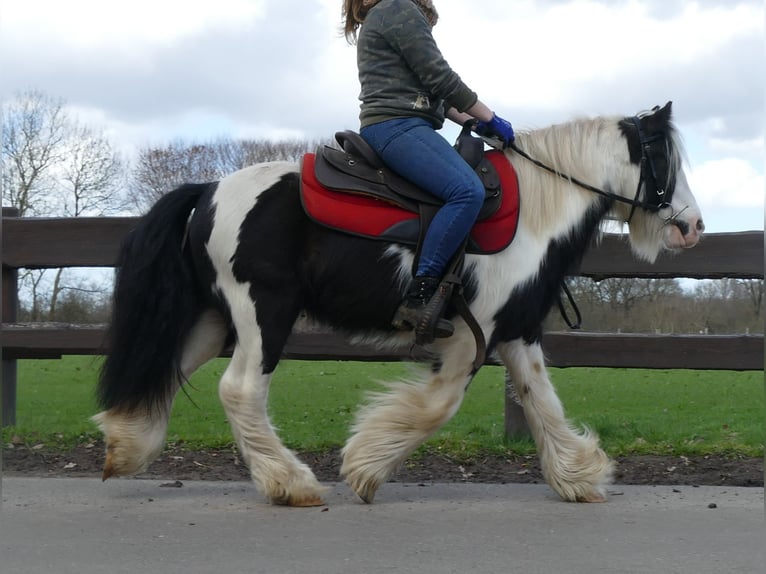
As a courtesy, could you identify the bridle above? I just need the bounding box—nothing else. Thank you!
[625,116,674,221]
[504,115,676,222]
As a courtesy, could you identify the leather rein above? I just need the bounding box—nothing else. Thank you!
[503,115,674,220]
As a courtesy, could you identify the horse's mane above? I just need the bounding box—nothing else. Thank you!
[508,114,685,240]
[510,117,616,238]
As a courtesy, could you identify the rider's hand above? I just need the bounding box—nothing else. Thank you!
[475,113,515,146]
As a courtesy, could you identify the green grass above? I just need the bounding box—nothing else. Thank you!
[3,356,763,458]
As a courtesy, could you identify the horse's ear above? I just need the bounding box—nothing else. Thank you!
[646,101,673,132]
[655,101,672,121]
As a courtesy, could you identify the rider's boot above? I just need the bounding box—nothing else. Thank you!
[392,276,454,344]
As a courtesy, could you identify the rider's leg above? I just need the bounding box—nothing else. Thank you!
[361,117,485,338]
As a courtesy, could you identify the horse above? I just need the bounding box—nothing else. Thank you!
[93,102,704,506]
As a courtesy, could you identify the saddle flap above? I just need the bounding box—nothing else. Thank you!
[316,145,443,209]
[314,146,427,212]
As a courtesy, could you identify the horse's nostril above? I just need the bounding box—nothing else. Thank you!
[675,220,690,236]
[696,219,705,232]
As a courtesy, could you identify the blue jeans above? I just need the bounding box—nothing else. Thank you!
[360,117,484,278]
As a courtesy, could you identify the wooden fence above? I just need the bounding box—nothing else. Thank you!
[2,209,763,428]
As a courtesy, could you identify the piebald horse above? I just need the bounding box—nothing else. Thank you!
[94,102,703,506]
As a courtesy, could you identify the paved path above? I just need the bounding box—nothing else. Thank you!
[2,477,763,574]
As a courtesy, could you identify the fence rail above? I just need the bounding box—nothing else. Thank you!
[2,210,763,427]
[3,214,763,277]
[1,324,762,371]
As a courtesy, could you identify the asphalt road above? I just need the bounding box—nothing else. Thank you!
[2,477,763,574]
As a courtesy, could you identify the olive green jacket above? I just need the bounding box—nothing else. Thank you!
[357,0,478,129]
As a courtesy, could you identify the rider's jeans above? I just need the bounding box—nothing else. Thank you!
[360,117,484,278]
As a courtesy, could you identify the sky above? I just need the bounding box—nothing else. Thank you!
[1,0,763,233]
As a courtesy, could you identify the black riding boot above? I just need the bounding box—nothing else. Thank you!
[392,276,454,342]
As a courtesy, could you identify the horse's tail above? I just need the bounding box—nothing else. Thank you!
[96,183,212,414]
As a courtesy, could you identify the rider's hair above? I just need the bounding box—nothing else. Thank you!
[341,0,375,44]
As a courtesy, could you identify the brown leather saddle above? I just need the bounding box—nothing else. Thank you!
[314,128,503,222]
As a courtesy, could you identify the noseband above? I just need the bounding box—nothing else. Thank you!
[507,115,676,220]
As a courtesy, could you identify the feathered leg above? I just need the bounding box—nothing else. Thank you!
[497,339,613,502]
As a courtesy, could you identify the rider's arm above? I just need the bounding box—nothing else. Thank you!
[446,101,495,125]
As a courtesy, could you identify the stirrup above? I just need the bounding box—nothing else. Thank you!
[392,275,454,342]
[392,304,454,339]
[413,279,454,345]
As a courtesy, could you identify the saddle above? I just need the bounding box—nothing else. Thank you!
[314,128,503,223]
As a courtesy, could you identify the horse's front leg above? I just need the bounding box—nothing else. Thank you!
[497,339,613,502]
[341,329,478,503]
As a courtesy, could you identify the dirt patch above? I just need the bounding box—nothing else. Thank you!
[3,443,762,487]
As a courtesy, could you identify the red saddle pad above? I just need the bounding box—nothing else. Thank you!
[300,150,519,254]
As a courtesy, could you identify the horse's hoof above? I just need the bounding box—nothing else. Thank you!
[288,495,326,508]
[358,492,375,504]
[273,494,326,507]
[351,482,377,504]
[102,452,116,481]
[575,492,607,503]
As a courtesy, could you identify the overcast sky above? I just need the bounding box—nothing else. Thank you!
[1,0,763,232]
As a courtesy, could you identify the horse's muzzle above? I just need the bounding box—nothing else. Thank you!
[665,216,704,249]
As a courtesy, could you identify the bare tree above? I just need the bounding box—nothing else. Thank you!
[736,279,764,318]
[2,90,126,321]
[47,123,126,317]
[1,90,68,216]
[546,277,691,333]
[692,279,742,334]
[639,278,683,302]
[129,140,222,210]
[129,137,332,212]
[238,138,324,164]
[592,277,646,317]
[56,123,127,216]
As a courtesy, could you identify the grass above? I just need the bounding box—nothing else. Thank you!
[2,356,763,458]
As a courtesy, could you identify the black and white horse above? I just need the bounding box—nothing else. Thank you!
[94,102,703,506]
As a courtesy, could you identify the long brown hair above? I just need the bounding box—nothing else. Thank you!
[341,0,376,44]
[341,1,438,44]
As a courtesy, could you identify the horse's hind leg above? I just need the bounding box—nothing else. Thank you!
[219,349,325,506]
[217,299,326,507]
[95,310,228,479]
[341,331,477,503]
[497,339,613,502]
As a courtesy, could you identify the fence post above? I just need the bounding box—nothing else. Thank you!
[2,207,20,427]
[504,370,531,438]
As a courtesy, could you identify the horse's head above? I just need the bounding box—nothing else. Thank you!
[614,102,705,262]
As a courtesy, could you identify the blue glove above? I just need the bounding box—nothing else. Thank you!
[475,113,515,146]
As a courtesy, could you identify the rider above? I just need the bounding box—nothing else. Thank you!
[341,0,515,340]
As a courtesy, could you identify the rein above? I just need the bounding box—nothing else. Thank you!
[508,141,624,203]
[504,115,672,217]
